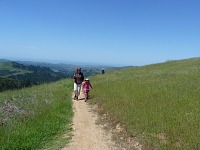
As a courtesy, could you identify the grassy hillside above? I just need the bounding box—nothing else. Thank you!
[0,62,32,77]
[89,58,200,149]
[0,61,68,91]
[0,79,73,150]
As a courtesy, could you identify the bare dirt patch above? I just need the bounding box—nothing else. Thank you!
[62,93,117,150]
[62,92,142,150]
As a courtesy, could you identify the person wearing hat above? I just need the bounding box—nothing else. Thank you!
[73,67,84,100]
[82,78,93,102]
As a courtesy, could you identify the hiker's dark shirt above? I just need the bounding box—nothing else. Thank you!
[73,72,84,84]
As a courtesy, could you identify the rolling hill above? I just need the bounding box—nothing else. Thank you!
[89,57,200,149]
[0,61,67,91]
[0,59,126,92]
[1,57,199,149]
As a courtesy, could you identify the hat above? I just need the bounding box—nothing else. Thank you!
[85,78,89,81]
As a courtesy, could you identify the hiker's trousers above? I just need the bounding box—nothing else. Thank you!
[74,83,82,96]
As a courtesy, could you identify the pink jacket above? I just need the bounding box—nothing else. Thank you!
[82,81,93,90]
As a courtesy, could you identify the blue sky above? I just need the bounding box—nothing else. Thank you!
[0,0,199,66]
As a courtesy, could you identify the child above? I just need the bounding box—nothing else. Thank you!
[82,78,93,102]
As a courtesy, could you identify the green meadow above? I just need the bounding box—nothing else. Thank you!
[0,58,200,149]
[89,58,200,149]
[0,79,73,150]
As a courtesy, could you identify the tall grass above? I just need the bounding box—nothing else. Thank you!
[0,79,73,150]
[89,58,200,149]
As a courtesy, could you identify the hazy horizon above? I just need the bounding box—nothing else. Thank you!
[0,56,122,67]
[2,56,199,68]
[0,0,199,66]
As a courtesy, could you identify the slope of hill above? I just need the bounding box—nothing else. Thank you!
[0,61,67,91]
[89,57,200,149]
[16,60,127,77]
[0,79,73,149]
[0,62,31,77]
[0,59,128,92]
[1,57,199,149]
[16,60,107,76]
[0,59,11,62]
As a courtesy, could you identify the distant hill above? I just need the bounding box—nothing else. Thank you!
[0,59,131,91]
[0,59,11,62]
[16,60,121,77]
[0,61,67,91]
[0,61,32,77]
[16,60,77,73]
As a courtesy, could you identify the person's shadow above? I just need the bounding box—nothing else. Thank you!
[78,88,92,101]
[77,97,85,100]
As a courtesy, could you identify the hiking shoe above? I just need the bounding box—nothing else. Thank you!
[74,95,78,100]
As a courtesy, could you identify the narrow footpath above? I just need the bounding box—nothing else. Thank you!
[62,92,117,150]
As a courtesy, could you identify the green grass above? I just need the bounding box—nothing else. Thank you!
[0,79,73,150]
[89,58,200,149]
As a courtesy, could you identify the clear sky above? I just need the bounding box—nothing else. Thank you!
[0,0,200,66]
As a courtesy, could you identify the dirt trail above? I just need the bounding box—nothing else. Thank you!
[62,93,117,150]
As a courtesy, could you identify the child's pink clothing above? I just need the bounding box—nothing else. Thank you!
[82,81,92,99]
[82,81,93,90]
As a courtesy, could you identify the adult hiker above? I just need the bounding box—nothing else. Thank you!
[73,67,84,100]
